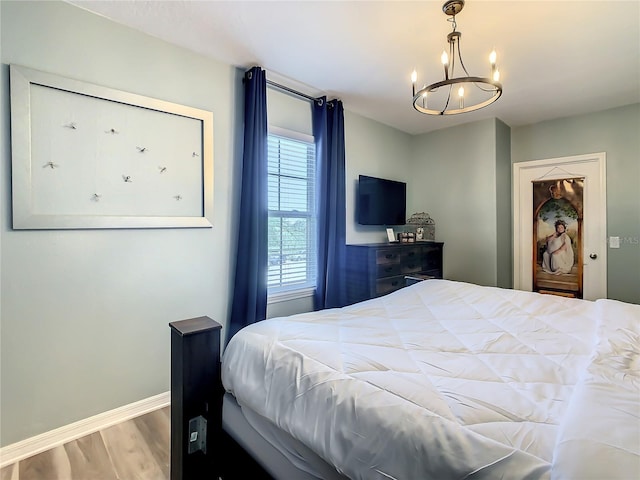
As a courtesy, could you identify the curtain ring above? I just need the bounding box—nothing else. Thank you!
[246,71,253,80]
[316,98,324,107]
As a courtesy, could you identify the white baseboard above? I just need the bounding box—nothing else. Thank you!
[0,391,170,468]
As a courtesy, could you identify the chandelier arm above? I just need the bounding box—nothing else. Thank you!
[449,38,456,78]
[455,37,472,77]
[441,84,453,115]
[473,83,500,93]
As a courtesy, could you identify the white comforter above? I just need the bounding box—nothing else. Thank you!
[222,280,640,479]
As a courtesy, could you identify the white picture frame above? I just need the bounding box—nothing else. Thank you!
[10,64,214,229]
[386,227,396,242]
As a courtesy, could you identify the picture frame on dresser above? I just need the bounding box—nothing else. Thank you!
[386,228,397,243]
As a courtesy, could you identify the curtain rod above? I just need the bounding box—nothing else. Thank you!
[266,79,320,104]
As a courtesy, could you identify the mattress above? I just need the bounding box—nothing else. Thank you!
[222,392,349,480]
[221,279,639,479]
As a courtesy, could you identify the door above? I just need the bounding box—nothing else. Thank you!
[513,153,607,300]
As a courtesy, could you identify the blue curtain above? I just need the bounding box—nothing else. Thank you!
[313,98,347,309]
[227,66,268,343]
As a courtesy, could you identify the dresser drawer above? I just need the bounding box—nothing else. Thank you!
[400,247,421,262]
[400,247,422,274]
[401,263,423,274]
[423,247,442,269]
[376,275,404,296]
[377,263,402,278]
[376,249,401,265]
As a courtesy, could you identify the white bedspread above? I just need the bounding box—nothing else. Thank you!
[551,299,640,479]
[222,280,640,479]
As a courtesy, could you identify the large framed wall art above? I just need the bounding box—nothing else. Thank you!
[9,65,213,229]
[532,177,584,298]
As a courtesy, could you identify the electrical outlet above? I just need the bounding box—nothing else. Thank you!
[609,236,620,248]
[188,415,207,454]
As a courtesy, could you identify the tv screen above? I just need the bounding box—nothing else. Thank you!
[357,175,406,225]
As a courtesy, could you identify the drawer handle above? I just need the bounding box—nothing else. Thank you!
[385,254,393,259]
[408,252,415,257]
[391,281,399,286]
[385,267,393,272]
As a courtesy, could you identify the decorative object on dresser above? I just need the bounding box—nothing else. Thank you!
[345,241,443,304]
[406,212,436,241]
[386,227,398,243]
[397,231,416,243]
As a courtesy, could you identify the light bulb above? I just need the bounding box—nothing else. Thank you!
[493,70,500,82]
[411,70,417,83]
[458,86,465,97]
[489,50,497,65]
[441,51,449,65]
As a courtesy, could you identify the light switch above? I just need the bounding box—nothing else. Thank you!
[609,236,620,248]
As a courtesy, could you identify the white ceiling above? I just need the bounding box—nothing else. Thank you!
[68,0,640,135]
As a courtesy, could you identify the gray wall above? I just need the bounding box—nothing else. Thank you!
[409,118,503,286]
[345,111,413,244]
[495,119,512,288]
[0,0,239,446]
[512,104,640,304]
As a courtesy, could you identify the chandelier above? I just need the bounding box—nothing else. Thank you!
[411,0,502,115]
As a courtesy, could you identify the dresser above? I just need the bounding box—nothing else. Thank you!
[345,242,444,304]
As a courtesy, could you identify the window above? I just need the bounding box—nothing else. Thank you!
[267,128,316,296]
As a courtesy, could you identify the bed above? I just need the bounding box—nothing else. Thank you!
[221,279,640,479]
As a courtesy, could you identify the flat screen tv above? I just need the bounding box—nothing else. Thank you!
[357,175,406,225]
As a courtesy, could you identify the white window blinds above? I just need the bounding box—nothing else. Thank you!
[267,131,317,293]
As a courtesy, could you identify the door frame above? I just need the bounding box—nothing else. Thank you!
[513,152,607,299]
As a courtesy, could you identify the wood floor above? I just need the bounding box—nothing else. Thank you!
[0,407,170,480]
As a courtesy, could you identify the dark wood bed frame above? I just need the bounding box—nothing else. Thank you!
[169,317,272,479]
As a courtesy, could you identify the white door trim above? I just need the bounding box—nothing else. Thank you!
[513,152,607,299]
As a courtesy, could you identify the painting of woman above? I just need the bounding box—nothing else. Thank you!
[533,178,583,298]
[541,219,574,274]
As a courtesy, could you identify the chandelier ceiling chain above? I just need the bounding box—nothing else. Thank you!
[411,0,503,116]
